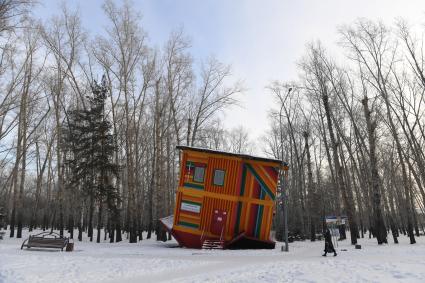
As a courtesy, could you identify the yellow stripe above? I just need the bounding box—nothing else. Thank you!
[187,150,282,166]
[256,164,278,190]
[261,207,270,240]
[173,192,182,226]
[182,194,203,204]
[186,150,282,167]
[247,172,254,197]
[250,163,277,194]
[186,156,209,163]
[246,159,281,167]
[178,187,274,207]
[186,150,241,162]
[173,225,233,241]
[265,208,273,239]
[179,213,201,221]
[244,202,251,231]
[179,215,201,224]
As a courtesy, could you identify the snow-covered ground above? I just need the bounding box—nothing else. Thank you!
[1,229,425,283]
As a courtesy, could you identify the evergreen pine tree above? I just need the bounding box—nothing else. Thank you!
[64,76,120,243]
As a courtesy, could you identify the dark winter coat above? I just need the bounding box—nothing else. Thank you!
[324,229,335,253]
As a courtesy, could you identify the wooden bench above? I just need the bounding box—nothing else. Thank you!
[21,232,69,251]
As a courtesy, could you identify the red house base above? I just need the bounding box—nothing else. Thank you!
[160,215,276,250]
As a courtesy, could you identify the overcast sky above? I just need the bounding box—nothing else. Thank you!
[34,0,425,144]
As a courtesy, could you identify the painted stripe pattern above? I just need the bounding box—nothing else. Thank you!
[175,150,280,242]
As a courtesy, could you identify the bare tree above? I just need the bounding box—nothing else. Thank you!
[190,57,242,146]
[340,20,415,244]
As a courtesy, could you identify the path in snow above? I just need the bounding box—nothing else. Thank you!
[1,229,424,283]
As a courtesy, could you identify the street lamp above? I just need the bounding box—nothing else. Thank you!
[279,87,291,252]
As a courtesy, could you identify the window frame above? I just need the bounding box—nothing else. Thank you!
[213,169,226,186]
[193,166,205,183]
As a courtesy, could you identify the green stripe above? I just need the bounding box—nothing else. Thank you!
[234,202,242,235]
[239,164,247,196]
[254,189,264,237]
[255,205,264,237]
[186,161,195,167]
[245,164,275,200]
[183,182,204,190]
[178,221,199,229]
[234,164,248,235]
[181,200,201,207]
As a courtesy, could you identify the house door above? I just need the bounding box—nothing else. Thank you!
[210,209,227,236]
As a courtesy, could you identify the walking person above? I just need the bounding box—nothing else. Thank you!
[323,227,337,257]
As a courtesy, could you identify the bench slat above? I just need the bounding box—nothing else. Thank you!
[29,245,65,248]
[29,241,66,245]
[29,239,66,243]
[29,242,66,247]
[29,240,61,243]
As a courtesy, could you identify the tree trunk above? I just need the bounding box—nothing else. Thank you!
[322,93,358,244]
[362,96,387,244]
[97,202,102,243]
[88,194,94,242]
[303,132,316,241]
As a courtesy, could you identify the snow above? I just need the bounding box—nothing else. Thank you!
[160,215,174,230]
[1,229,425,283]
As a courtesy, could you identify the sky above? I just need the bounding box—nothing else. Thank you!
[33,0,425,146]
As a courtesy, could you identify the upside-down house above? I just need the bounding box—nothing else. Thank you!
[160,146,287,249]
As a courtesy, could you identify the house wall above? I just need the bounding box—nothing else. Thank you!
[173,149,280,244]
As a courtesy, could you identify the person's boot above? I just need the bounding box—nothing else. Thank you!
[334,252,337,256]
[322,253,327,257]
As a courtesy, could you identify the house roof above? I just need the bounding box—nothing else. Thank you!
[176,145,288,167]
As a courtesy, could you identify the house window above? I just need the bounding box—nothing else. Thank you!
[213,169,225,186]
[193,166,205,183]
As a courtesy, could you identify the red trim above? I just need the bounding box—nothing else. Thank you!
[179,153,187,186]
[193,162,206,167]
[179,210,201,217]
[247,204,258,237]
[264,165,278,181]
[235,162,243,196]
[171,229,204,249]
[252,179,261,199]
[174,193,182,226]
[231,162,244,236]
[230,202,239,237]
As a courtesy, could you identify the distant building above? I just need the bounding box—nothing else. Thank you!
[161,146,287,249]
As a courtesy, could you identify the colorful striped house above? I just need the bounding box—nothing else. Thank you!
[161,146,287,249]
